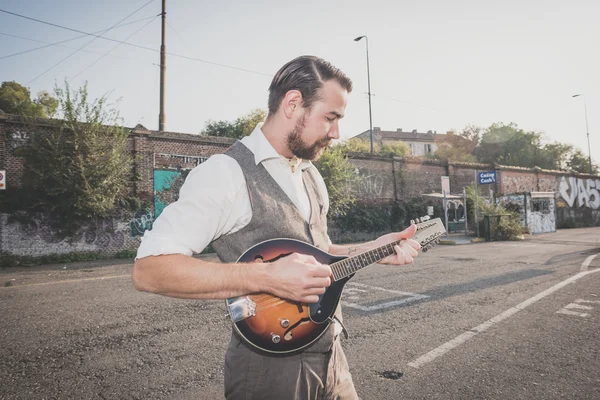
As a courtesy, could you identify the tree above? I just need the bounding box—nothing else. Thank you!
[475,122,568,170]
[433,125,480,162]
[6,81,134,236]
[0,81,58,118]
[343,139,409,157]
[201,108,267,139]
[567,149,599,174]
[314,145,357,217]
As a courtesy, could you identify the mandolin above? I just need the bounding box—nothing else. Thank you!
[226,216,446,355]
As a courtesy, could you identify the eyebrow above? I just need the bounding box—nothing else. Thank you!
[329,111,344,119]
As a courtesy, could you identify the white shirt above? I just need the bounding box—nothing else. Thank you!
[136,125,330,259]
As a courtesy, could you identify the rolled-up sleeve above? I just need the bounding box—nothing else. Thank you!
[136,155,245,259]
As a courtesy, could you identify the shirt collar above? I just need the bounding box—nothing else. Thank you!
[241,124,313,170]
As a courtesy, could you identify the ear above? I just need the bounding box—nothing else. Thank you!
[282,90,303,119]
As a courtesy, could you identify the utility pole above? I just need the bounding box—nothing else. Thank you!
[158,0,166,131]
[354,35,374,154]
[572,94,593,174]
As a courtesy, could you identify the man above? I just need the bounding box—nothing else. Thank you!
[133,55,420,399]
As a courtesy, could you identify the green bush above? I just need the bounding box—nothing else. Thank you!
[466,185,523,240]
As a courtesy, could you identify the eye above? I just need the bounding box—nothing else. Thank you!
[326,117,335,123]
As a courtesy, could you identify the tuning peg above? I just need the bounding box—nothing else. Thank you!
[410,219,415,225]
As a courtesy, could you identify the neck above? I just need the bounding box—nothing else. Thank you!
[261,116,294,158]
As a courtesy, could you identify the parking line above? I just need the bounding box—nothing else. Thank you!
[408,253,599,369]
[1,274,130,289]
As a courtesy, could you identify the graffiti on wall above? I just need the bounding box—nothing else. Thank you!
[346,168,387,198]
[16,215,127,248]
[354,174,384,196]
[130,209,153,237]
[559,177,600,209]
[528,197,556,234]
[497,195,526,227]
[502,174,536,194]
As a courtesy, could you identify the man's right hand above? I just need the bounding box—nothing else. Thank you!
[266,253,332,303]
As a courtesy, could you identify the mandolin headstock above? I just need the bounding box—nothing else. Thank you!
[410,216,446,252]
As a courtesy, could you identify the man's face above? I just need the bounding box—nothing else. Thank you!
[286,80,348,161]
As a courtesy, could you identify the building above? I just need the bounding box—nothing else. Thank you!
[351,127,447,156]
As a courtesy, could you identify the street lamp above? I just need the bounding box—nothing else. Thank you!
[354,35,374,154]
[572,94,593,174]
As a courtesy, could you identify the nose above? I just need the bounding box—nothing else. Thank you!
[328,121,341,140]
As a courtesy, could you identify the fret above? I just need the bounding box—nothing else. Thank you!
[351,257,358,271]
[343,260,351,276]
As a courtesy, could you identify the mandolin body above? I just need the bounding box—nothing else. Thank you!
[226,239,351,355]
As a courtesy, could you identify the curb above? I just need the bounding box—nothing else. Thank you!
[438,240,456,245]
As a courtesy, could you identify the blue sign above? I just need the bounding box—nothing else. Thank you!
[478,171,496,185]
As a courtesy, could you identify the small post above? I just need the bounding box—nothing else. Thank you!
[463,187,468,235]
[443,189,449,238]
[475,170,480,237]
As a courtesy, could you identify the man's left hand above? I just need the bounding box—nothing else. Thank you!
[370,224,421,265]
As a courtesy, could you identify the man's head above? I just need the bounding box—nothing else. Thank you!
[266,56,353,160]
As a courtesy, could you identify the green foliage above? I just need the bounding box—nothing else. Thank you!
[433,126,480,162]
[3,81,134,236]
[343,139,409,157]
[0,81,58,118]
[331,198,443,233]
[314,145,357,217]
[465,185,523,240]
[567,149,598,174]
[201,108,267,139]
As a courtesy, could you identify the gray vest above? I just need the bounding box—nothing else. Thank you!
[212,141,338,353]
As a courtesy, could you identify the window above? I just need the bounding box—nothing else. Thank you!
[424,144,432,154]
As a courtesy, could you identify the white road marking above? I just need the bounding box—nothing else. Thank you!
[556,310,589,317]
[576,299,600,304]
[1,274,130,289]
[342,282,429,311]
[408,253,600,369]
[581,254,599,272]
[564,303,593,310]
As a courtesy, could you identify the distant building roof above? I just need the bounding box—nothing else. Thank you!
[351,127,449,142]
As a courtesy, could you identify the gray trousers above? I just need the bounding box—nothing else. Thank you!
[224,334,358,400]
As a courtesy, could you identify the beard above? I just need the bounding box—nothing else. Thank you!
[286,112,331,161]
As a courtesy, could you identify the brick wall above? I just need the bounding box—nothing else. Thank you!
[1,115,599,256]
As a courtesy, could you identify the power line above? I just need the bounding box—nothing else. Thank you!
[25,0,156,84]
[0,8,272,77]
[0,16,156,61]
[370,93,445,113]
[71,16,159,80]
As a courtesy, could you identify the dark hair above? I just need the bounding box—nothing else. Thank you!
[267,56,353,115]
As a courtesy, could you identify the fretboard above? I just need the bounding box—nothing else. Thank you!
[330,240,402,281]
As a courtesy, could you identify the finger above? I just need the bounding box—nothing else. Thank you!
[394,245,406,264]
[306,277,331,288]
[390,224,417,241]
[405,239,421,251]
[312,264,333,277]
[306,286,327,295]
[303,295,320,303]
[401,242,419,258]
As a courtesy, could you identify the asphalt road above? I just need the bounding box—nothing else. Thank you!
[1,227,599,400]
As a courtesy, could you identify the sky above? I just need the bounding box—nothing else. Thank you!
[1,0,598,163]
